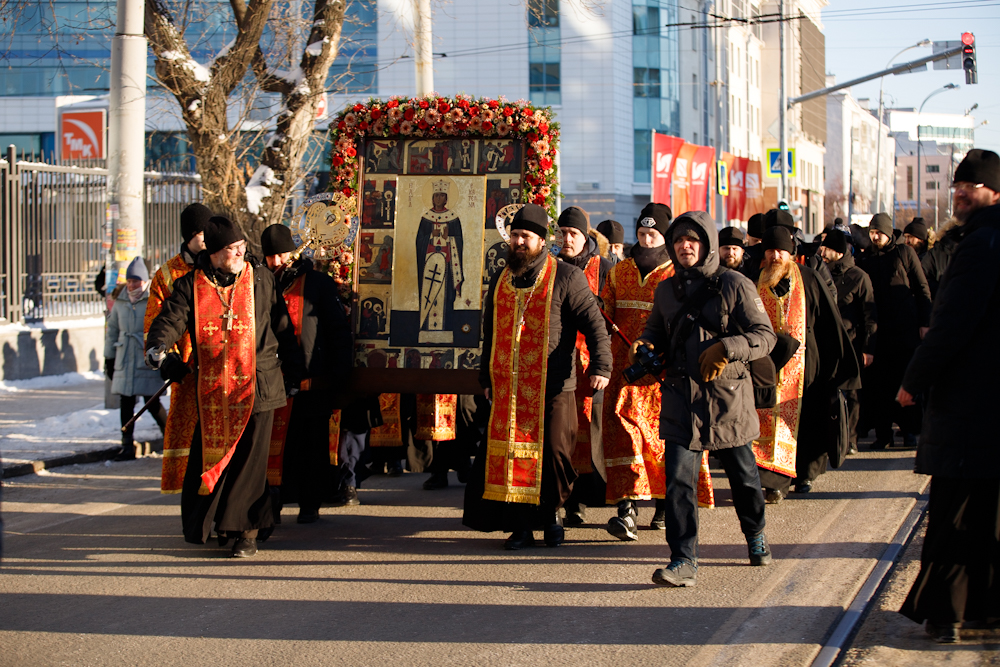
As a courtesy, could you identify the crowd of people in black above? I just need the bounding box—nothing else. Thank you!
[95,148,1000,645]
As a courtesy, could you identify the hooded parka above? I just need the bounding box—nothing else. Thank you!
[639,211,776,451]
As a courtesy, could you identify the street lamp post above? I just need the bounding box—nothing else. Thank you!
[917,83,959,218]
[874,39,930,215]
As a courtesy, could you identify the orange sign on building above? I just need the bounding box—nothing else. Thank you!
[60,110,106,160]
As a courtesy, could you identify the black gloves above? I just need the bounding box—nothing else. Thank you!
[160,353,191,383]
[105,358,115,381]
[284,378,300,398]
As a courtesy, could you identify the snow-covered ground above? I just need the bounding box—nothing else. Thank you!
[1,372,168,465]
[0,370,104,393]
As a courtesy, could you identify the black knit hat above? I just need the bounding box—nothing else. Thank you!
[596,219,624,245]
[260,224,297,255]
[764,208,795,230]
[762,226,795,254]
[719,226,745,248]
[511,204,549,239]
[637,202,672,237]
[869,212,893,237]
[557,207,590,235]
[833,217,844,226]
[747,213,765,238]
[204,216,246,255]
[821,230,848,255]
[903,219,928,243]
[954,149,1000,192]
[180,203,213,243]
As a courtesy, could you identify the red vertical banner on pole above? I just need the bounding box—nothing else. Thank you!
[731,157,750,222]
[745,159,765,218]
[689,146,716,213]
[672,143,698,214]
[651,133,685,206]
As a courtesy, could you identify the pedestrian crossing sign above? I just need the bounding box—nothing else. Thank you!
[766,148,796,178]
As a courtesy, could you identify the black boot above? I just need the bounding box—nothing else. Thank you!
[114,437,137,461]
[607,500,638,541]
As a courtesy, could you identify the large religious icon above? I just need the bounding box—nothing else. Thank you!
[406,139,477,175]
[361,177,396,228]
[358,231,393,284]
[390,174,486,348]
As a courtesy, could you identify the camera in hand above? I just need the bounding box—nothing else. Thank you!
[623,343,667,384]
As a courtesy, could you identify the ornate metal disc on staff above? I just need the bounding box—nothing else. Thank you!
[289,191,360,259]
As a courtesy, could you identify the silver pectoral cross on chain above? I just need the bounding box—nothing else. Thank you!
[221,309,238,331]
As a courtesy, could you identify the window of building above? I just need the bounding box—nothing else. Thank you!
[634,67,661,98]
[926,164,940,173]
[529,0,561,105]
[633,0,680,183]
[633,5,658,35]
[692,15,697,50]
[926,181,938,191]
[692,74,698,108]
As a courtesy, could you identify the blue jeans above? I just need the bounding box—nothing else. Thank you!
[663,442,766,563]
[338,430,366,488]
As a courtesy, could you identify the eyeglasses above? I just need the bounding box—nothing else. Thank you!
[950,182,985,193]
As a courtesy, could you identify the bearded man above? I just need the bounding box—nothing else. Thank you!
[719,226,747,273]
[463,204,612,550]
[147,216,304,558]
[754,227,860,502]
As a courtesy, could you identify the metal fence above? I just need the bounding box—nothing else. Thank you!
[0,146,202,324]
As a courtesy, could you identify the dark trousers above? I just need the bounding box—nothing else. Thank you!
[867,345,921,439]
[901,476,1000,625]
[845,388,860,449]
[281,390,336,512]
[119,394,167,445]
[663,442,766,563]
[338,430,366,489]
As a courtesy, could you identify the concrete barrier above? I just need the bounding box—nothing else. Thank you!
[0,318,105,381]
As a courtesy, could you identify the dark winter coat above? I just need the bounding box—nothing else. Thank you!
[920,219,966,299]
[639,211,776,452]
[559,234,613,297]
[275,257,352,383]
[826,253,877,356]
[902,203,1000,478]
[858,236,932,350]
[147,253,305,414]
[480,249,612,399]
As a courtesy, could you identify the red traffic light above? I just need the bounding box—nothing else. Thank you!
[962,32,975,46]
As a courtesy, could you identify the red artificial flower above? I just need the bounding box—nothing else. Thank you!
[418,99,429,109]
[437,99,450,113]
[390,124,400,134]
[528,132,539,142]
[404,108,415,121]
[342,187,353,196]
[533,193,545,205]
[470,106,480,116]
[503,107,515,117]
[353,103,364,112]
[487,99,499,109]
[370,108,382,120]
[540,158,553,170]
[358,121,368,131]
[386,99,399,109]
[482,121,493,132]
[332,155,344,166]
[344,146,357,157]
[538,122,549,134]
[459,99,470,110]
[418,119,429,130]
[457,122,469,131]
[337,121,346,130]
[526,146,536,157]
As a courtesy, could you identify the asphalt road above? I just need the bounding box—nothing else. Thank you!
[0,449,928,667]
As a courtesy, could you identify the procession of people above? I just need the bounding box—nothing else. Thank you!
[122,148,1000,643]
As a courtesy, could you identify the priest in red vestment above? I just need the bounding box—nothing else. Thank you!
[147,216,304,558]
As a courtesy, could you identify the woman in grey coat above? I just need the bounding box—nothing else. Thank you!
[105,257,166,460]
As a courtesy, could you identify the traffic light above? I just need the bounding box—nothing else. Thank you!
[962,32,977,85]
[777,200,790,211]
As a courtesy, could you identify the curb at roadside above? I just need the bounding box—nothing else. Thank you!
[2,439,164,479]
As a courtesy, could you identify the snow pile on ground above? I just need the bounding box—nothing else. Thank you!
[0,371,104,394]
